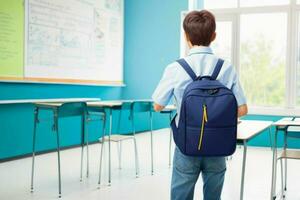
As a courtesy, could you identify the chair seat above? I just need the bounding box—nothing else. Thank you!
[99,134,134,142]
[279,149,300,160]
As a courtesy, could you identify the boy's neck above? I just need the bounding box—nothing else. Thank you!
[189,45,209,49]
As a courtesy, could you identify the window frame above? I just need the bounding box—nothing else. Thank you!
[184,0,300,116]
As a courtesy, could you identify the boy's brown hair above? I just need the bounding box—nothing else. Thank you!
[183,10,216,46]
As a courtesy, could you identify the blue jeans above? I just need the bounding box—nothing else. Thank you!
[171,147,226,200]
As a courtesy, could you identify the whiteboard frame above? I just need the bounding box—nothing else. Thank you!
[14,0,125,86]
[0,76,125,86]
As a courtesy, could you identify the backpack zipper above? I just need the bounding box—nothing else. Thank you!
[198,104,208,150]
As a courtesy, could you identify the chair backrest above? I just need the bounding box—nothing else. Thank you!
[121,101,132,110]
[132,101,152,113]
[87,106,106,114]
[58,102,87,118]
[287,126,300,139]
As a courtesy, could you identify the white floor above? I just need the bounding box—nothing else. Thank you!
[1,128,300,200]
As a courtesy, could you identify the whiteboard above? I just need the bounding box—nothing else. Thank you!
[24,0,124,84]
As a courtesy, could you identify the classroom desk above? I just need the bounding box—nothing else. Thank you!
[237,120,273,200]
[88,99,154,184]
[87,101,123,185]
[31,98,100,197]
[0,98,99,104]
[270,118,300,200]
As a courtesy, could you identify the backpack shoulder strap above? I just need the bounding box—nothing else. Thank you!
[176,59,197,81]
[211,59,224,80]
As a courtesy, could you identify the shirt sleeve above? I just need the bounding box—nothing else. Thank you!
[152,63,177,106]
[230,67,247,106]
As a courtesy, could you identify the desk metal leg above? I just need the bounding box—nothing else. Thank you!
[284,131,287,192]
[108,109,112,186]
[150,111,154,175]
[98,114,106,188]
[168,113,172,168]
[31,107,39,193]
[271,129,278,200]
[80,114,85,182]
[240,140,247,200]
[85,116,89,178]
[53,110,62,198]
[117,110,122,169]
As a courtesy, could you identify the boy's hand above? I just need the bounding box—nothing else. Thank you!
[238,104,248,117]
[153,103,165,112]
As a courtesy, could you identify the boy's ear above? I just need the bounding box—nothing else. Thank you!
[210,32,216,43]
[185,32,193,48]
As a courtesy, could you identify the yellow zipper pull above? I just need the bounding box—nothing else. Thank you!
[198,104,208,150]
[203,105,208,122]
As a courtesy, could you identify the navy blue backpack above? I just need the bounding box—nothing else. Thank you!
[171,58,238,157]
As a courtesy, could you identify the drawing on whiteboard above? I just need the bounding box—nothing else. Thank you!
[105,0,121,12]
[25,0,124,82]
[93,8,104,40]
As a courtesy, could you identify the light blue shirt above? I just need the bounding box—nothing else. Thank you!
[152,46,247,122]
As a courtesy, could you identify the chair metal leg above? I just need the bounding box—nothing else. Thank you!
[98,141,104,188]
[98,113,106,188]
[85,118,89,178]
[108,109,112,186]
[116,109,122,170]
[284,158,287,191]
[133,137,139,178]
[80,114,85,182]
[80,145,84,181]
[271,129,278,200]
[132,114,139,178]
[280,159,285,199]
[284,132,287,191]
[117,141,122,169]
[150,111,154,175]
[98,140,105,188]
[54,110,62,198]
[31,107,39,193]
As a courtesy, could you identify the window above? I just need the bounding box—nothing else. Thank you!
[185,0,300,114]
[240,0,289,7]
[240,13,287,106]
[297,13,300,105]
[204,0,237,9]
[211,21,233,62]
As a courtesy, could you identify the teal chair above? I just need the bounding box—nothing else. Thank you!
[97,100,154,187]
[30,102,88,198]
[132,101,154,174]
[278,123,300,199]
[85,106,108,188]
[98,101,139,187]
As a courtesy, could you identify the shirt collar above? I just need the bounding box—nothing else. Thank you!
[188,46,213,56]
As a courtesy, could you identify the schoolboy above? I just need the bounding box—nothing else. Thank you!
[152,10,248,200]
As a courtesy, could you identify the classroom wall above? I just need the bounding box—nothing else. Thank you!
[0,83,122,160]
[121,0,300,150]
[1,0,299,161]
[121,0,188,132]
[0,0,188,160]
